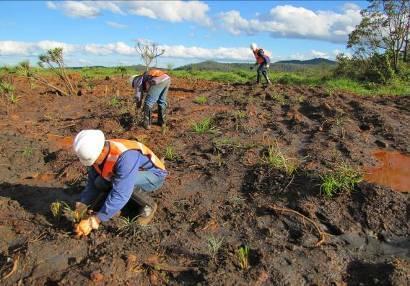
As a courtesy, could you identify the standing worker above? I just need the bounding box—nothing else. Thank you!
[250,43,271,85]
[130,69,171,129]
[72,129,168,237]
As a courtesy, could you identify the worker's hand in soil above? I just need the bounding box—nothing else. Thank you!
[75,201,87,212]
[74,216,100,237]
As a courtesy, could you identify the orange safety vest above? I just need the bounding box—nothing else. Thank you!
[93,139,165,181]
[253,49,265,64]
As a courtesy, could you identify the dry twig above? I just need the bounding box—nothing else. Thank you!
[269,205,326,246]
[1,255,19,281]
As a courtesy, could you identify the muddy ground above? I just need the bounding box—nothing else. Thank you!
[0,74,409,285]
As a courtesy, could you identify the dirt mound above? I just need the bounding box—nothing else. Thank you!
[0,77,409,285]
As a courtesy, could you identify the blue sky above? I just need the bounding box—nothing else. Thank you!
[0,1,367,67]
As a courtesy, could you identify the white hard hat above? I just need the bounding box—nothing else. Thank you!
[73,129,105,166]
[129,74,139,87]
[250,43,257,50]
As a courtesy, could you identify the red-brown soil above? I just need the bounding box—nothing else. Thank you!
[0,75,409,285]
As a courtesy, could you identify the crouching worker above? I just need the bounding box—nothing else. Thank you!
[72,129,167,237]
[130,69,171,129]
[250,43,271,85]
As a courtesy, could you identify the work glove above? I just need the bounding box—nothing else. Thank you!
[75,202,87,212]
[74,216,100,237]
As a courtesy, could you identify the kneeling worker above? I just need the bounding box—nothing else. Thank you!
[72,129,167,237]
[130,69,171,129]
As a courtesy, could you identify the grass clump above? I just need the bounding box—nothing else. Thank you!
[263,143,298,175]
[236,245,250,270]
[320,164,362,197]
[117,216,140,236]
[207,235,224,261]
[193,95,208,104]
[164,146,178,161]
[109,96,121,107]
[191,117,215,134]
[50,201,64,221]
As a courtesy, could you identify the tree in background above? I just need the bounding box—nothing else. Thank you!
[347,0,410,71]
[116,66,127,78]
[135,40,165,71]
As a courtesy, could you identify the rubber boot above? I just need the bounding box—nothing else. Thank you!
[142,104,152,130]
[131,189,157,225]
[256,72,261,84]
[262,71,271,85]
[158,106,166,127]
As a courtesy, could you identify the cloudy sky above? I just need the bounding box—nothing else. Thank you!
[0,1,366,67]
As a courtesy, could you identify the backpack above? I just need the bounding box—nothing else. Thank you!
[263,55,270,64]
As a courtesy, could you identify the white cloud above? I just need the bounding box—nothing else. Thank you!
[219,3,362,43]
[289,50,330,60]
[127,1,212,26]
[46,1,211,26]
[106,21,127,29]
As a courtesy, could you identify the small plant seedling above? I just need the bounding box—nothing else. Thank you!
[193,95,208,104]
[109,96,121,107]
[50,201,64,221]
[117,216,140,236]
[207,235,224,260]
[320,164,362,197]
[164,146,177,161]
[191,117,215,134]
[22,146,33,157]
[0,82,15,95]
[62,202,88,223]
[8,94,21,104]
[237,245,250,270]
[263,143,298,175]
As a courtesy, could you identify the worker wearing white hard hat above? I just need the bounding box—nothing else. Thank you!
[72,129,167,237]
[250,43,271,85]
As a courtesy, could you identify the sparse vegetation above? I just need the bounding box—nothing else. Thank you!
[117,216,140,236]
[164,146,178,161]
[109,96,121,107]
[62,202,88,223]
[50,201,64,221]
[193,95,208,104]
[236,245,250,270]
[22,146,33,157]
[320,164,363,197]
[263,143,298,175]
[191,117,215,134]
[207,235,224,261]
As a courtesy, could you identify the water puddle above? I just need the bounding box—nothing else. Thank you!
[47,134,73,151]
[364,150,410,193]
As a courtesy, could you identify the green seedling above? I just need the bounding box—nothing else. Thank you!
[8,94,21,104]
[164,146,177,161]
[109,96,121,107]
[207,235,224,261]
[237,245,250,270]
[191,117,215,134]
[62,202,88,223]
[50,201,64,221]
[0,82,15,95]
[263,143,298,175]
[193,95,207,104]
[320,164,362,197]
[117,216,140,236]
[22,146,33,157]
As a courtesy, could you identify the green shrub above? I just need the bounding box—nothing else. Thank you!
[191,117,215,134]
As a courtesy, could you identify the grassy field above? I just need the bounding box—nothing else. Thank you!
[1,65,409,96]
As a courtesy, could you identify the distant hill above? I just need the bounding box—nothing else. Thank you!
[176,58,336,72]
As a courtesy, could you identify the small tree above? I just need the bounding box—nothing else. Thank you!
[347,0,410,72]
[18,60,71,96]
[135,40,165,71]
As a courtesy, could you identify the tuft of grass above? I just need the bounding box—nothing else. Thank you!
[193,95,208,104]
[117,216,140,236]
[207,235,224,261]
[109,96,121,107]
[22,146,33,157]
[50,201,64,221]
[263,143,298,175]
[62,202,88,223]
[191,117,215,134]
[236,245,250,270]
[320,164,362,197]
[164,146,178,161]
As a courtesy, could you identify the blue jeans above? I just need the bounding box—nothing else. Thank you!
[94,172,165,194]
[145,78,170,109]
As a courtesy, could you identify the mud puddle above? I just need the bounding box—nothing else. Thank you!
[364,150,410,192]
